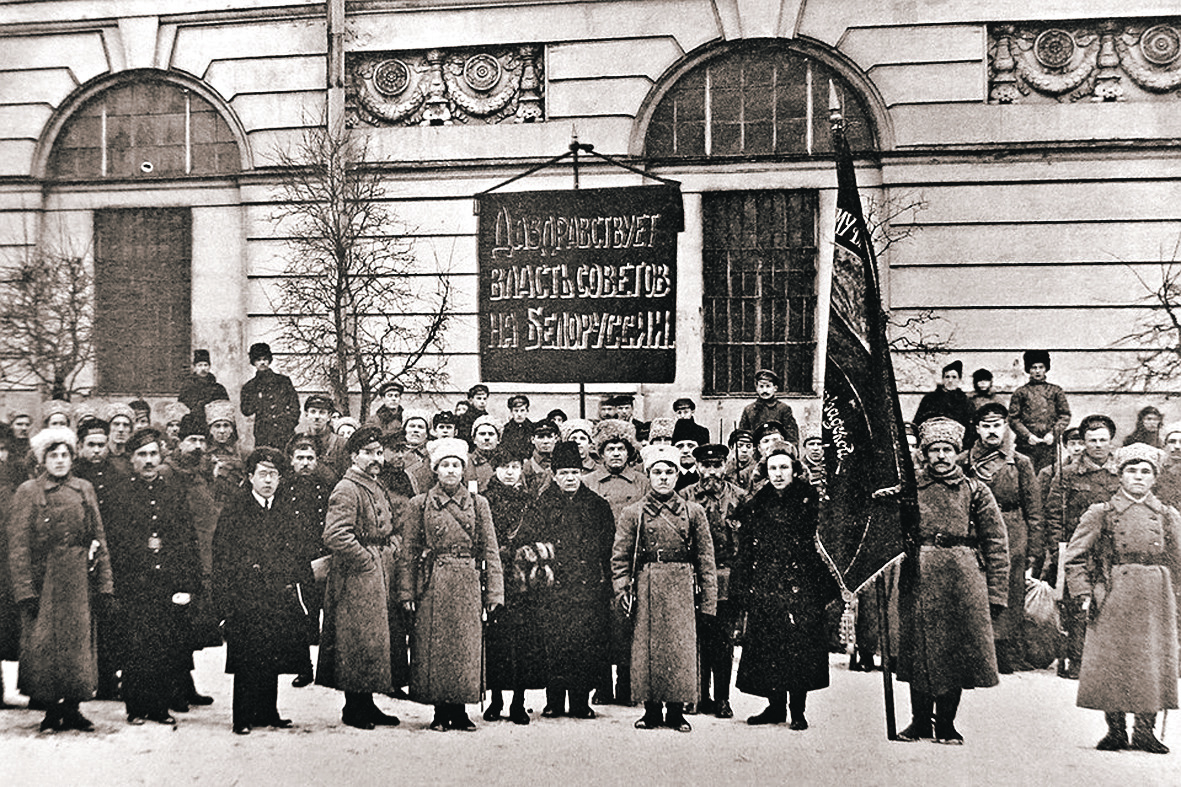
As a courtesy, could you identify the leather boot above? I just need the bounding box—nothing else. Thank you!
[1132,713,1169,754]
[995,640,1014,675]
[635,702,663,729]
[934,691,963,745]
[1096,712,1128,751]
[897,688,934,742]
[788,691,808,730]
[747,691,787,725]
[664,702,691,732]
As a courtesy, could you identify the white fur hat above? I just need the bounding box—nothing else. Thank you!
[641,443,682,473]
[30,426,78,466]
[1116,442,1164,473]
[561,419,594,442]
[472,414,501,436]
[429,437,469,469]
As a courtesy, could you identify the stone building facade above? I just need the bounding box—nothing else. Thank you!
[1,0,1179,437]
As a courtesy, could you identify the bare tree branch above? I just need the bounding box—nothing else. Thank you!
[1111,237,1181,396]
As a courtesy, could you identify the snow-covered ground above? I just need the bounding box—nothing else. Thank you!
[3,649,1179,786]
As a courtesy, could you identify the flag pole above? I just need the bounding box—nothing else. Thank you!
[828,79,899,740]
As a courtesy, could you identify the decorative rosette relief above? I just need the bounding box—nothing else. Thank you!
[348,45,544,126]
[989,18,1181,102]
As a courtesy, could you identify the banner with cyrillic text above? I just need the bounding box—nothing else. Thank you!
[476,185,682,383]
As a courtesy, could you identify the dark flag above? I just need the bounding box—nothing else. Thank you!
[817,89,920,598]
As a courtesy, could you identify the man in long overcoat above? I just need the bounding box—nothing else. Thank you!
[513,441,615,720]
[315,426,401,730]
[1064,442,1181,754]
[398,437,503,731]
[897,417,1008,745]
[239,342,300,450]
[612,444,717,733]
[283,434,333,687]
[104,429,203,726]
[961,402,1042,673]
[1043,414,1121,679]
[213,447,313,734]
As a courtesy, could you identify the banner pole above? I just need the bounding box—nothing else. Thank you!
[876,574,898,740]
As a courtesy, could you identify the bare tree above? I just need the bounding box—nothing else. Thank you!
[1111,236,1181,395]
[271,121,452,418]
[0,239,95,400]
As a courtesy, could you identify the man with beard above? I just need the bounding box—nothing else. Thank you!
[316,427,402,729]
[961,402,1043,673]
[513,441,615,720]
[582,420,648,705]
[240,342,300,451]
[282,435,333,688]
[296,394,346,481]
[682,444,744,719]
[523,420,559,496]
[104,429,203,725]
[105,403,136,476]
[158,413,223,700]
[178,349,229,429]
[214,447,312,734]
[1009,350,1071,473]
[896,417,1008,745]
[72,417,127,699]
[1043,414,1121,679]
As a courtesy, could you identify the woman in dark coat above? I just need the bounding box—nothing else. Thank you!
[731,441,837,729]
[213,448,314,734]
[513,441,615,722]
[7,427,114,732]
[481,448,538,724]
[1123,406,1164,448]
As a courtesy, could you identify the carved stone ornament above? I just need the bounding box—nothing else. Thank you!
[989,18,1181,102]
[348,44,545,127]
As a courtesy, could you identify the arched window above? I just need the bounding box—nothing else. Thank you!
[48,79,240,179]
[644,43,876,160]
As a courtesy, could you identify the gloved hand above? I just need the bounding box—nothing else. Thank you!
[990,603,1005,621]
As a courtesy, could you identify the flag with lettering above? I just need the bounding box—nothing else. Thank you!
[817,117,919,597]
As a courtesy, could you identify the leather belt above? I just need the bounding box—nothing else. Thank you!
[1116,551,1164,566]
[638,548,691,565]
[434,544,473,559]
[920,533,977,548]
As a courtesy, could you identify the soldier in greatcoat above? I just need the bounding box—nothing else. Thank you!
[612,444,716,733]
[1064,442,1181,754]
[398,437,503,732]
[1043,414,1121,679]
[239,342,300,451]
[513,441,615,721]
[213,448,313,734]
[896,417,1008,745]
[961,402,1043,673]
[7,428,114,733]
[104,428,203,726]
[315,426,402,730]
[582,419,648,705]
[204,399,246,510]
[683,444,745,720]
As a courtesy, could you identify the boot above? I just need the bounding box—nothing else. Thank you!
[428,704,448,732]
[934,691,963,745]
[1096,712,1128,751]
[664,702,691,732]
[483,691,504,722]
[342,693,376,730]
[59,702,95,732]
[541,688,565,718]
[635,702,663,729]
[1132,713,1170,754]
[897,688,934,742]
[747,691,787,725]
[39,702,63,733]
[184,671,214,706]
[788,691,808,731]
[995,640,1013,675]
[509,690,529,725]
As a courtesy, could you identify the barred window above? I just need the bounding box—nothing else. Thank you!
[645,43,875,159]
[702,190,817,395]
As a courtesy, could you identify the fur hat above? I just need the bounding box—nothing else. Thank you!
[919,417,965,452]
[761,439,796,463]
[193,349,211,365]
[972,368,993,383]
[345,426,383,457]
[177,413,205,440]
[429,437,469,469]
[30,426,77,465]
[248,342,272,364]
[671,418,702,446]
[648,417,676,442]
[72,402,99,423]
[333,416,361,434]
[163,402,190,425]
[104,402,135,424]
[641,443,682,473]
[402,412,429,430]
[1116,442,1163,473]
[561,419,594,442]
[472,414,501,436]
[551,441,584,471]
[1164,422,1181,441]
[1023,350,1051,371]
[941,360,963,377]
[204,399,236,426]
[594,418,638,456]
[42,399,72,424]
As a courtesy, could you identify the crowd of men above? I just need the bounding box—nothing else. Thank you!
[0,345,1178,754]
